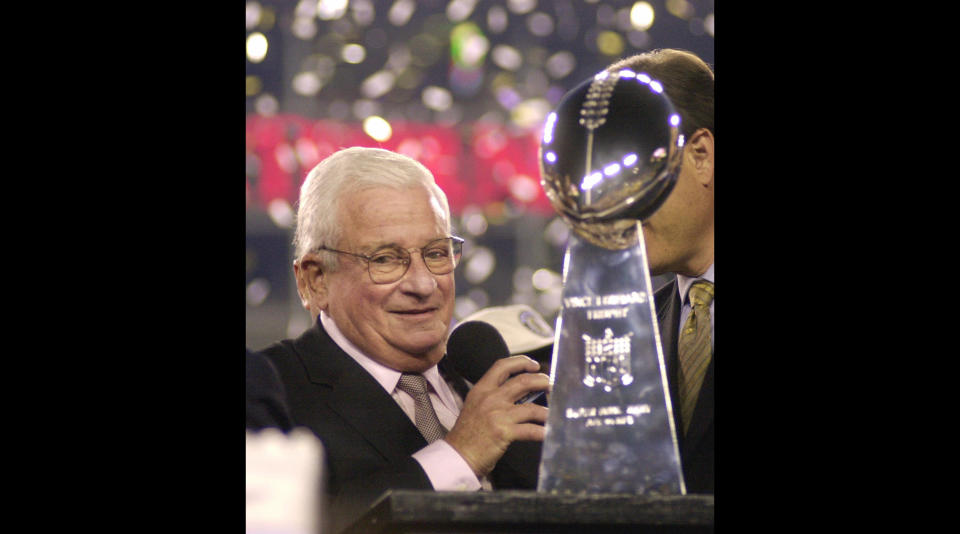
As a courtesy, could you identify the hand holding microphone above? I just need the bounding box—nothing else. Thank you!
[443,321,550,478]
[446,321,549,404]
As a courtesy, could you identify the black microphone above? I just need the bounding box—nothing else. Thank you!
[446,320,545,404]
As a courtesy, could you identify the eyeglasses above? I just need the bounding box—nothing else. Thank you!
[316,236,465,284]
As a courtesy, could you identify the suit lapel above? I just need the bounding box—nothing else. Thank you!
[655,280,682,405]
[292,324,428,460]
[654,279,714,458]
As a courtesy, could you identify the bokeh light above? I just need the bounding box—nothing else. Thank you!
[631,2,656,31]
[246,32,268,63]
[341,43,366,64]
[246,0,713,349]
[362,115,392,142]
[317,0,348,21]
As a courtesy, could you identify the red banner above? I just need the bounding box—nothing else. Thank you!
[245,114,554,216]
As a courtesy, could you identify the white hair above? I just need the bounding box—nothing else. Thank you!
[293,146,452,270]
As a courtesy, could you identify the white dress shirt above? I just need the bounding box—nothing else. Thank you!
[320,311,483,491]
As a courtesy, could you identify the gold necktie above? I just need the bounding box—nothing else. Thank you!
[678,280,714,435]
[397,373,447,443]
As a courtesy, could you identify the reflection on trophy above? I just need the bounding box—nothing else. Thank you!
[540,67,684,249]
[536,67,687,495]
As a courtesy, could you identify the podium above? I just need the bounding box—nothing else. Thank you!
[343,490,714,533]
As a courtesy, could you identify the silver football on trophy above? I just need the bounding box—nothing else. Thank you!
[539,68,684,249]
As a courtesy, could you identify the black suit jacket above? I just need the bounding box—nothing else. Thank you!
[246,349,293,432]
[655,278,714,494]
[262,322,541,533]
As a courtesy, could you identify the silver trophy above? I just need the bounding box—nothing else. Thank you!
[536,68,686,495]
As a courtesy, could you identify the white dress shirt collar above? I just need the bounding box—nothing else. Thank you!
[677,263,714,304]
[318,310,456,407]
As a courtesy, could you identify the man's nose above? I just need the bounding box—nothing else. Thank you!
[397,252,438,295]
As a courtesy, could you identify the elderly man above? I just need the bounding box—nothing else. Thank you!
[262,147,549,532]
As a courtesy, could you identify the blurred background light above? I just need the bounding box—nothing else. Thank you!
[487,5,509,33]
[465,246,496,284]
[388,0,416,26]
[510,98,551,129]
[293,0,315,18]
[545,51,576,79]
[247,278,272,307]
[351,0,376,25]
[246,75,262,97]
[246,0,713,350]
[362,115,392,142]
[451,22,490,69]
[318,0,348,21]
[596,30,626,56]
[341,43,366,64]
[247,32,268,63]
[666,0,695,19]
[246,2,263,30]
[448,0,479,22]
[455,294,481,319]
[292,16,318,40]
[267,199,295,228]
[544,218,570,247]
[461,206,489,236]
[491,45,523,71]
[508,0,537,15]
[362,70,397,99]
[631,2,656,30]
[531,268,562,292]
[292,71,322,96]
[254,94,278,115]
[527,12,555,37]
[508,174,542,203]
[422,85,453,111]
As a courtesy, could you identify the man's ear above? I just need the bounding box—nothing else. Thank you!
[686,128,714,187]
[293,253,328,315]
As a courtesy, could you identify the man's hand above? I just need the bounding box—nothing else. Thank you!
[443,355,550,478]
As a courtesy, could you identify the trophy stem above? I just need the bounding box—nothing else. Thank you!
[537,221,685,495]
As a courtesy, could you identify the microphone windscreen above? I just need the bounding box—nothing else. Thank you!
[445,321,510,384]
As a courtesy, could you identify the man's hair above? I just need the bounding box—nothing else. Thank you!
[605,49,714,138]
[293,146,451,270]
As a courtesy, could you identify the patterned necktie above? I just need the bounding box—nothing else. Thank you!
[396,373,447,443]
[678,280,714,436]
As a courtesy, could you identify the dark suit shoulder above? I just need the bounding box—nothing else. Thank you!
[259,327,310,362]
[247,348,284,390]
[246,349,293,432]
[261,323,341,386]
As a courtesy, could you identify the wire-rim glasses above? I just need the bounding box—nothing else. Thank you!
[316,236,464,284]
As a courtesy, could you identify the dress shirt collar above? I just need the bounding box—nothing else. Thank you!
[318,311,455,405]
[677,263,714,304]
